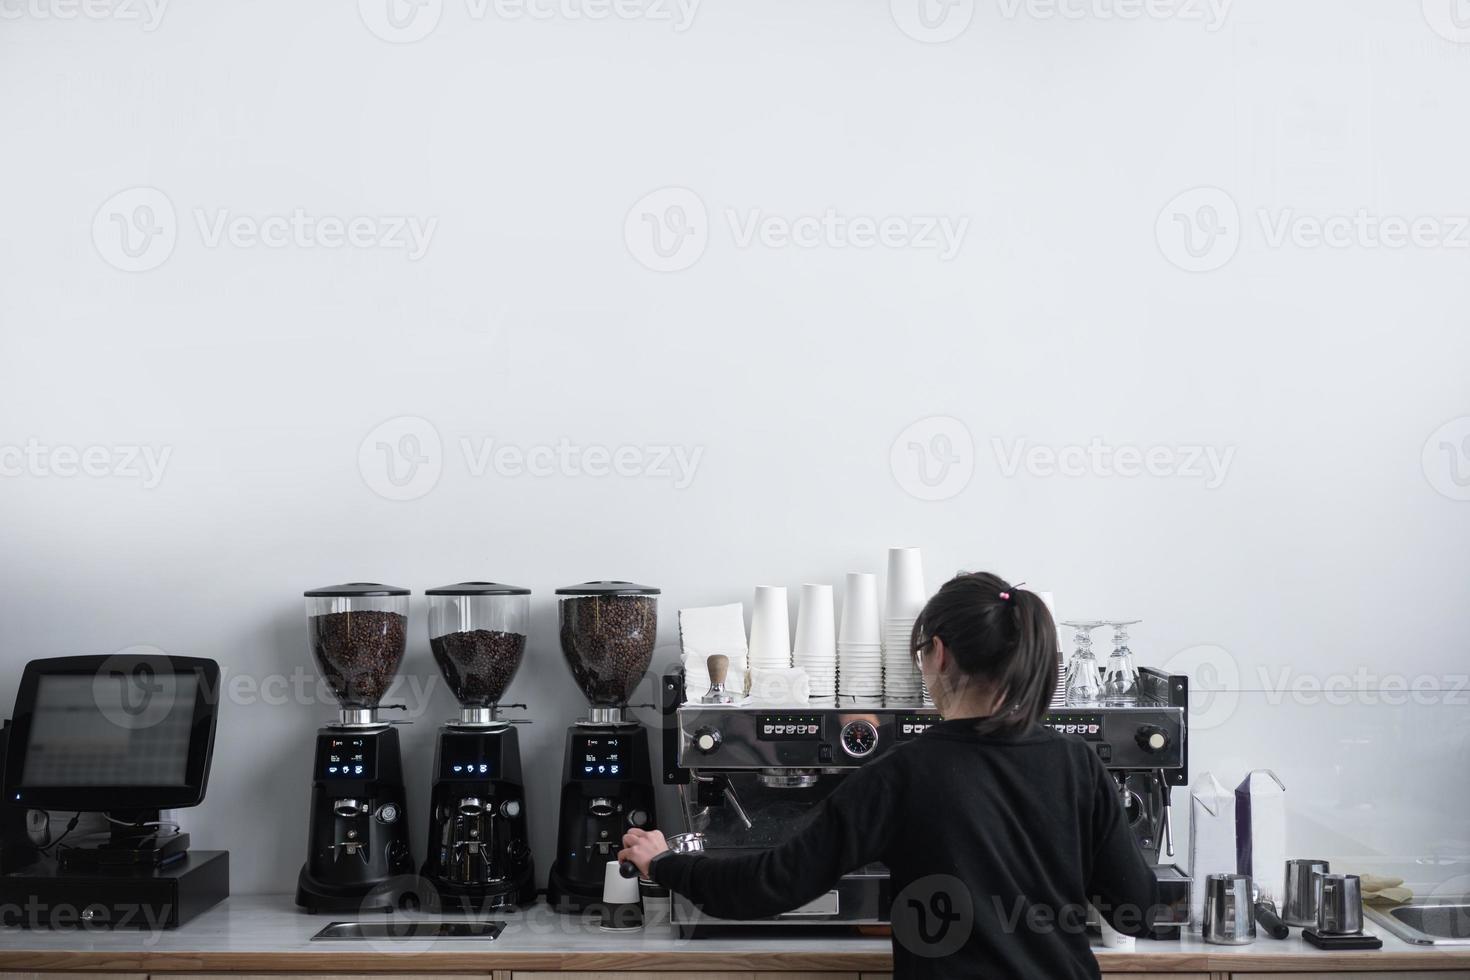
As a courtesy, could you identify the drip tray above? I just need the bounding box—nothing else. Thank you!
[311,920,506,941]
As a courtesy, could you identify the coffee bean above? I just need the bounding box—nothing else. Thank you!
[558,595,657,706]
[309,610,407,708]
[429,629,526,706]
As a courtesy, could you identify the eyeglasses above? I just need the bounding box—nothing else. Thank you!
[913,635,931,673]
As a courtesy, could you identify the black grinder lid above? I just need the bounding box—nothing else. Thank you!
[425,581,531,596]
[304,582,411,597]
[554,580,661,596]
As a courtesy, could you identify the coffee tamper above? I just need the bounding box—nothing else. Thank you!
[701,654,736,704]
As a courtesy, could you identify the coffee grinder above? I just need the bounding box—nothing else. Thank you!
[421,582,535,911]
[296,583,415,913]
[547,581,660,912]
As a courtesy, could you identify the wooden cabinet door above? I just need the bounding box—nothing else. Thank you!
[511,974,859,980]
[1244,974,1470,980]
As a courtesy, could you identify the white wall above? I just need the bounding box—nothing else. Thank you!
[2,0,1468,897]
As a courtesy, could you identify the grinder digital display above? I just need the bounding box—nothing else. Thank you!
[575,735,623,778]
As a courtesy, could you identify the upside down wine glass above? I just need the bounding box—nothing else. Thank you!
[1061,621,1104,705]
[1102,619,1142,702]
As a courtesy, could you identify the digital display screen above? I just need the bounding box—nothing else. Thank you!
[896,713,939,740]
[439,734,498,780]
[1044,713,1104,741]
[756,715,823,740]
[323,736,375,779]
[20,673,198,788]
[576,735,623,779]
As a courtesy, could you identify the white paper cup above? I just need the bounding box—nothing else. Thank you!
[794,584,836,661]
[603,860,640,905]
[749,586,791,668]
[886,547,927,621]
[839,572,881,646]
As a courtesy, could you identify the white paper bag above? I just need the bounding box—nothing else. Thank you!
[1189,771,1235,928]
[1235,769,1287,906]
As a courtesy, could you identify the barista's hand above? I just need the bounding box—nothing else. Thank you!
[618,828,669,879]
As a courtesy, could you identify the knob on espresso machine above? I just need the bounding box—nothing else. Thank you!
[1135,725,1169,753]
[694,727,722,753]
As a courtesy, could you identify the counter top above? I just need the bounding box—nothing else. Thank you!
[1,894,1468,973]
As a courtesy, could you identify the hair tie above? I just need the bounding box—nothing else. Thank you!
[999,591,1011,601]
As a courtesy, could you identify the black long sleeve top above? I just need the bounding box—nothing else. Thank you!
[651,718,1160,979]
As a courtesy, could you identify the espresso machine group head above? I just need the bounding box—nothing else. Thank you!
[547,581,661,913]
[420,582,535,912]
[296,583,415,914]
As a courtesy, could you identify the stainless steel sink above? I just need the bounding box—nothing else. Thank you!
[1367,900,1470,946]
[311,920,506,941]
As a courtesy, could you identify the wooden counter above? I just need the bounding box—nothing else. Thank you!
[1,895,1468,975]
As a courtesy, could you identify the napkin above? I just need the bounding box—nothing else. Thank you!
[678,603,748,697]
[747,667,812,705]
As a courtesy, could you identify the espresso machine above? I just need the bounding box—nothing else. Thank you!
[547,581,661,913]
[421,582,535,911]
[296,583,416,914]
[663,665,1191,938]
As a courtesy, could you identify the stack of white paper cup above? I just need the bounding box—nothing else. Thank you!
[883,547,926,703]
[748,586,792,671]
[793,583,837,698]
[838,572,883,700]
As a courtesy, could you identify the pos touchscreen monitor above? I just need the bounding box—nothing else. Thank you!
[3,654,220,813]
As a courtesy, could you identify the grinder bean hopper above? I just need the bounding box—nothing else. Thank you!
[547,581,661,913]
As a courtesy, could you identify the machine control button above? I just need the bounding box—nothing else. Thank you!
[839,720,879,759]
[1135,725,1169,753]
[818,744,834,763]
[375,803,400,823]
[500,799,522,819]
[694,727,723,753]
[1096,744,1112,762]
[628,809,650,828]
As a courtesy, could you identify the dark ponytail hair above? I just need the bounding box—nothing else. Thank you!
[911,571,1058,735]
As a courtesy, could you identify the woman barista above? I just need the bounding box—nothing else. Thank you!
[619,571,1159,980]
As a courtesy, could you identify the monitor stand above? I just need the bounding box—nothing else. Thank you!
[56,810,191,870]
